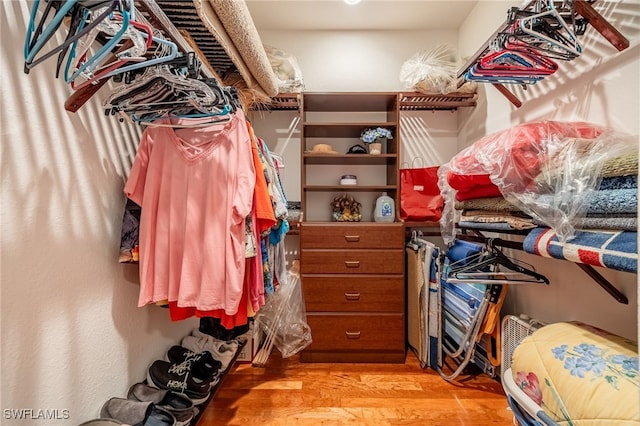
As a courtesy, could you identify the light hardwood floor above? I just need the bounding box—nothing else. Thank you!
[198,351,515,426]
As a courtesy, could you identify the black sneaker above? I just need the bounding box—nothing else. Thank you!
[147,360,211,405]
[166,345,222,382]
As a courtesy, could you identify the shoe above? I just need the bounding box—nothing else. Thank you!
[100,397,176,426]
[182,330,239,372]
[199,316,249,340]
[166,345,222,381]
[78,420,122,426]
[147,360,212,405]
[127,382,195,426]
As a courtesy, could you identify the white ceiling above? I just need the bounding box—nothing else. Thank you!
[245,0,479,31]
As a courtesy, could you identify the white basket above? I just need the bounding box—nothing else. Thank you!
[501,315,545,375]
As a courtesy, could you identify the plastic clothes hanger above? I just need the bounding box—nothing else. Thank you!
[69,13,153,90]
[477,49,558,75]
[447,239,549,285]
[517,2,582,60]
[98,35,178,79]
[24,1,117,74]
[64,6,132,84]
[24,0,78,65]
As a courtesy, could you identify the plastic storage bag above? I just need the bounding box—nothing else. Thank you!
[253,261,312,362]
[438,121,636,244]
[400,44,459,94]
[264,44,305,93]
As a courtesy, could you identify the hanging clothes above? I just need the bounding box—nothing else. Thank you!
[124,109,256,315]
[167,120,279,326]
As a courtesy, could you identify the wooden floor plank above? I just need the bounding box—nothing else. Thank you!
[198,351,514,425]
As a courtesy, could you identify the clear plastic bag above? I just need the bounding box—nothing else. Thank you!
[400,44,459,94]
[254,261,312,360]
[438,121,637,244]
[264,44,305,93]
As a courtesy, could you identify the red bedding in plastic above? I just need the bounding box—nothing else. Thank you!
[447,121,604,196]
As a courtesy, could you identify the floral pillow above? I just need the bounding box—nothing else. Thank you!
[512,321,638,425]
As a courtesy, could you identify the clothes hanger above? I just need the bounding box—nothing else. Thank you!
[447,239,549,285]
[64,5,132,84]
[24,0,79,65]
[23,1,118,74]
[105,71,222,118]
[477,49,558,76]
[69,12,154,90]
[516,1,582,60]
[97,29,179,80]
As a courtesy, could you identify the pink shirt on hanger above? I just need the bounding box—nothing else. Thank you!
[125,110,256,315]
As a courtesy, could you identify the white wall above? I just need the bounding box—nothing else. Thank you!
[457,0,640,340]
[1,2,197,423]
[250,28,464,200]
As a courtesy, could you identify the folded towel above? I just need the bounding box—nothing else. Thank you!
[455,197,521,212]
[523,228,638,273]
[597,175,637,191]
[537,188,637,215]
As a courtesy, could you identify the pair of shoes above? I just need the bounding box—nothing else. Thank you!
[147,359,212,405]
[100,397,175,426]
[127,383,195,426]
[182,330,239,372]
[166,345,222,382]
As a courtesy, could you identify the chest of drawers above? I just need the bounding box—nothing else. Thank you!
[300,222,405,363]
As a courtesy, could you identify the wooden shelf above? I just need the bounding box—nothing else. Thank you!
[263,91,478,112]
[304,154,397,165]
[303,122,397,139]
[304,185,398,192]
[399,92,478,111]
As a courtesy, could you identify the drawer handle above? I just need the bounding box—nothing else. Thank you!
[345,331,361,339]
[344,292,361,301]
[344,235,360,242]
[344,260,360,268]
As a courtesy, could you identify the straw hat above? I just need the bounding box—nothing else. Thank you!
[306,143,338,154]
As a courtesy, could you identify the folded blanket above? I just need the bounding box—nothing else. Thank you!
[458,221,535,232]
[455,184,503,201]
[460,210,535,230]
[455,197,521,212]
[533,216,637,231]
[537,188,637,215]
[600,151,639,177]
[523,228,638,273]
[597,175,637,191]
[534,149,638,189]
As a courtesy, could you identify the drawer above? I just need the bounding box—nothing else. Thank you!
[302,275,404,312]
[301,249,404,274]
[301,223,404,249]
[303,313,405,352]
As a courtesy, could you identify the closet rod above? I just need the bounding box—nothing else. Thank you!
[456,233,629,305]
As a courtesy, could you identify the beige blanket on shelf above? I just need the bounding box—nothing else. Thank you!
[192,0,279,98]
